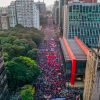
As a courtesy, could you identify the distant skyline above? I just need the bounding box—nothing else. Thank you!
[0,0,56,7]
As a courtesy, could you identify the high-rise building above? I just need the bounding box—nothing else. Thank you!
[59,0,64,33]
[35,1,46,26]
[84,49,100,100]
[8,0,40,30]
[63,2,100,47]
[8,1,17,28]
[0,47,9,100]
[35,1,46,17]
[0,7,9,30]
[53,1,59,25]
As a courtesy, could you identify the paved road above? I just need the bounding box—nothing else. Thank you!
[35,18,66,99]
[35,18,83,100]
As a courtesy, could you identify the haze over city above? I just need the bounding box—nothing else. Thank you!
[0,0,55,7]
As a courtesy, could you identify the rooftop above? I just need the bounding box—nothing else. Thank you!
[60,36,89,61]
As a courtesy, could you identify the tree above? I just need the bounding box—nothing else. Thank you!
[20,85,35,100]
[27,49,38,60]
[3,52,10,61]
[6,56,41,90]
[3,44,27,59]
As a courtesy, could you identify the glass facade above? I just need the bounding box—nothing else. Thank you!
[67,3,100,47]
[66,61,86,82]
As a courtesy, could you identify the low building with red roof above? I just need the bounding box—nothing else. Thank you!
[59,36,90,87]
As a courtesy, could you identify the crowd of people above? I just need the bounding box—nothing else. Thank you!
[35,18,66,99]
[35,18,83,100]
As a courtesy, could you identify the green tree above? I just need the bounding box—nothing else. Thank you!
[27,49,38,60]
[20,85,35,100]
[6,56,41,90]
[3,44,26,58]
[3,52,10,61]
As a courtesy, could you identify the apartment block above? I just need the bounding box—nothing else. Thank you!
[63,2,100,47]
[35,1,46,17]
[53,1,59,25]
[0,7,9,30]
[8,0,40,30]
[8,1,17,28]
[59,0,65,33]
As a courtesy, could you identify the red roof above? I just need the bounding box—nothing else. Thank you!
[63,37,76,85]
[74,36,89,55]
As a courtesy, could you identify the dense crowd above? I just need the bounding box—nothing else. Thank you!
[35,18,83,100]
[35,18,66,99]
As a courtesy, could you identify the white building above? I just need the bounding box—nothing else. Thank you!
[33,4,40,29]
[8,1,17,28]
[8,0,40,30]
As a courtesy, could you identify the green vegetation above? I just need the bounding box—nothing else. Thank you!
[0,25,43,97]
[0,25,43,60]
[6,56,41,90]
[20,85,35,100]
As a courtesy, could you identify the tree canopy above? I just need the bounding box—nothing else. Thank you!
[0,25,42,95]
[0,25,43,60]
[6,56,41,90]
[20,85,35,100]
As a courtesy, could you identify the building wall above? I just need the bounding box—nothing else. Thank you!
[59,0,64,29]
[0,48,9,100]
[8,0,40,29]
[64,3,100,47]
[53,1,59,25]
[33,4,40,29]
[63,5,69,38]
[16,0,34,27]
[84,48,100,100]
[1,15,8,30]
[83,51,97,100]
[91,62,100,100]
[35,2,46,16]
[8,1,17,27]
[0,7,9,30]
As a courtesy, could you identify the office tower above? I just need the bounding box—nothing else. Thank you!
[8,1,17,28]
[59,0,64,33]
[63,2,100,47]
[35,1,46,26]
[0,47,9,100]
[0,7,9,30]
[8,0,40,30]
[35,1,46,17]
[84,49,100,100]
[53,1,59,25]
